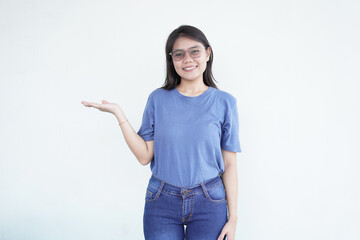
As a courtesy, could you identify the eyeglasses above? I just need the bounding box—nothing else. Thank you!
[169,47,203,61]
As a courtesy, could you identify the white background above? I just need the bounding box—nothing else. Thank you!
[1,0,359,239]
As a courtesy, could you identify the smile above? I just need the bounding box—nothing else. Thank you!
[183,66,197,71]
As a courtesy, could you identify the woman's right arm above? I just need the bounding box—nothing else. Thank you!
[114,108,154,166]
[81,100,154,166]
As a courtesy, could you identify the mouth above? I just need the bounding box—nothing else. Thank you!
[183,66,197,72]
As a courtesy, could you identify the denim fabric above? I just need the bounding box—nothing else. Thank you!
[143,175,228,240]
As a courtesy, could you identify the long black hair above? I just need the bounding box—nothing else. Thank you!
[162,25,218,90]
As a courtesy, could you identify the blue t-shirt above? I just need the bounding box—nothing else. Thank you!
[137,86,241,187]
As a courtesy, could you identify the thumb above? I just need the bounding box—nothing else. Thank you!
[102,100,110,104]
[217,231,226,240]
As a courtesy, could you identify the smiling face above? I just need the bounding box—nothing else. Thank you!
[171,36,211,84]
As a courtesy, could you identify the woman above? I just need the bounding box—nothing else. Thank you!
[81,25,241,240]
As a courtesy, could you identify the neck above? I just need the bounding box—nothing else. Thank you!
[177,79,208,93]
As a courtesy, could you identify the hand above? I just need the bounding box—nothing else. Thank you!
[81,100,122,115]
[218,218,237,240]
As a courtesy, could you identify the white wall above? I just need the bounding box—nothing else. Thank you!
[1,0,359,239]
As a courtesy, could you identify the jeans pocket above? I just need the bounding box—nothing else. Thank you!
[145,180,163,202]
[203,181,226,203]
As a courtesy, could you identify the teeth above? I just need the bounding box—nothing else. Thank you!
[184,66,196,70]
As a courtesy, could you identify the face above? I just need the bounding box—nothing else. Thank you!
[171,36,211,83]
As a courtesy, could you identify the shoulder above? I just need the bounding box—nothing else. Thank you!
[145,87,172,105]
[212,87,237,105]
[148,87,171,99]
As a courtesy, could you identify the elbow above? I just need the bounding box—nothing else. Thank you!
[224,161,237,172]
[223,159,237,174]
[139,160,149,166]
[138,156,152,166]
[137,142,154,166]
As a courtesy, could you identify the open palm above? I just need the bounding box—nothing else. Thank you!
[81,100,121,115]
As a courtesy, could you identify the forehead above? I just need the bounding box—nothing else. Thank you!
[172,36,204,50]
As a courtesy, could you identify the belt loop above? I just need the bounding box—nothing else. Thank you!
[219,173,223,182]
[200,181,210,199]
[156,181,165,196]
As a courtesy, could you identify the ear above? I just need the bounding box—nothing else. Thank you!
[206,47,211,61]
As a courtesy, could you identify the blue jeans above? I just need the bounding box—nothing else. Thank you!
[143,174,228,240]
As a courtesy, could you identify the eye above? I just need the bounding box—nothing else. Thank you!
[172,50,184,58]
[191,49,201,56]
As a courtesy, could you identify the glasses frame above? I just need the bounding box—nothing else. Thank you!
[169,46,204,61]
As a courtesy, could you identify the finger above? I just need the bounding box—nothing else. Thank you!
[81,101,92,107]
[81,101,100,108]
[217,232,226,240]
[102,100,110,104]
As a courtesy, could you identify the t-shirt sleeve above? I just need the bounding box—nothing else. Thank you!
[221,97,242,152]
[137,93,155,142]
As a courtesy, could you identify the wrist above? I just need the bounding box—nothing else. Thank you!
[114,109,126,122]
[228,215,238,223]
[118,119,128,126]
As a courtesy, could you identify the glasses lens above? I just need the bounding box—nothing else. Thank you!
[190,48,201,58]
[172,50,185,60]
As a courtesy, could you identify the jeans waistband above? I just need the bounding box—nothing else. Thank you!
[150,174,223,196]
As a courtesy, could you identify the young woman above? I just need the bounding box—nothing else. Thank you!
[81,25,241,240]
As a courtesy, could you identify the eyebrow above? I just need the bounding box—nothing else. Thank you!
[172,45,202,51]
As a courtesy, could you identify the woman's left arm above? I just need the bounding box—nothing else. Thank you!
[218,149,238,240]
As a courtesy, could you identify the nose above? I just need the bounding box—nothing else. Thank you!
[183,51,193,62]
